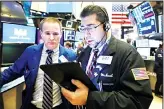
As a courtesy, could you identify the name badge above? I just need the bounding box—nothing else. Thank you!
[59,55,68,62]
[97,56,113,65]
[158,54,162,57]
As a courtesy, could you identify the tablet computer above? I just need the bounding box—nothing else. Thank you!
[40,62,97,91]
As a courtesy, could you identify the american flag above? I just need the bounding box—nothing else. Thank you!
[111,3,140,25]
[131,68,149,80]
[112,3,131,25]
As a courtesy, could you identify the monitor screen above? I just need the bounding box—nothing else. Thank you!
[128,12,137,26]
[137,48,150,56]
[1,44,33,65]
[2,23,36,43]
[1,1,27,24]
[64,30,75,41]
[47,2,73,13]
[132,2,157,36]
[21,1,32,17]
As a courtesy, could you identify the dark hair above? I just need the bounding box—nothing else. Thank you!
[127,38,131,44]
[80,5,109,23]
[159,43,163,48]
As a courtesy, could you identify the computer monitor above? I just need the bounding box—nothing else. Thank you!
[47,2,73,13]
[21,1,32,17]
[137,48,150,56]
[132,2,157,36]
[64,30,75,41]
[2,23,36,43]
[1,1,27,24]
[1,43,33,65]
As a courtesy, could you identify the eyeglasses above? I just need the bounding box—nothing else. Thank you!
[79,23,102,33]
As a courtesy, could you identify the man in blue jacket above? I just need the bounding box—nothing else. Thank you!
[0,17,76,109]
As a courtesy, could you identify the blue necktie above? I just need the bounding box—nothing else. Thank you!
[42,50,54,109]
[87,49,99,78]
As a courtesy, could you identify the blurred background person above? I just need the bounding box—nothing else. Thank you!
[64,41,72,49]
[154,43,163,98]
[76,42,84,56]
[126,38,132,44]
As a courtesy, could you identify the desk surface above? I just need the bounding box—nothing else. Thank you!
[0,76,25,93]
[0,67,25,93]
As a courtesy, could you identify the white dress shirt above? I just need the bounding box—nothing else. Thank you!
[31,44,62,109]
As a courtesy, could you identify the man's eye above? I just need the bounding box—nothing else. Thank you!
[45,32,50,35]
[87,27,93,30]
[53,33,59,36]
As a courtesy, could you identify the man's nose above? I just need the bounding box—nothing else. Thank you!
[49,34,55,40]
[84,29,91,36]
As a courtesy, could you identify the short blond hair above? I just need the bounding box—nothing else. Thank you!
[39,17,62,31]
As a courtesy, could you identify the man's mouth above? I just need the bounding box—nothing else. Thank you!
[48,42,55,45]
[87,40,93,43]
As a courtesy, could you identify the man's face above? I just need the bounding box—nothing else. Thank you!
[80,14,105,48]
[40,22,62,50]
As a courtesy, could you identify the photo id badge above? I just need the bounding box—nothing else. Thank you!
[97,56,113,65]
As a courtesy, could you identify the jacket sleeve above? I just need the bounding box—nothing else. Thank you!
[86,49,153,109]
[0,47,30,87]
[156,49,163,66]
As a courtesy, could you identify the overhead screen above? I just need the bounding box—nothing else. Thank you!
[21,1,32,17]
[132,2,157,36]
[1,1,27,24]
[46,2,73,13]
[2,23,36,43]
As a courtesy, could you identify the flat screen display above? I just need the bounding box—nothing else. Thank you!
[137,48,150,56]
[1,44,33,65]
[1,1,27,24]
[47,2,73,13]
[21,1,32,17]
[64,30,75,41]
[2,23,36,43]
[132,2,157,36]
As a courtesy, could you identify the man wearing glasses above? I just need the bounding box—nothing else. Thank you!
[61,5,153,109]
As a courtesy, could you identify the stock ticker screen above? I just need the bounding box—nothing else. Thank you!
[132,2,157,36]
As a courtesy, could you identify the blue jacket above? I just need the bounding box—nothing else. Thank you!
[0,44,76,109]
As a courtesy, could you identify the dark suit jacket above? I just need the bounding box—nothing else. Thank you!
[154,47,163,74]
[77,36,153,109]
[0,43,76,109]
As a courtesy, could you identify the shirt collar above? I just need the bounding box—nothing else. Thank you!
[91,35,111,55]
[43,44,59,54]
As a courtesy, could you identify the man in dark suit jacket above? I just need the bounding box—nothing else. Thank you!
[154,43,163,98]
[0,17,76,109]
[61,5,153,109]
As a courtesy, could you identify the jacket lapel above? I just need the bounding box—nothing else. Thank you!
[78,46,92,72]
[96,36,117,72]
[31,44,44,85]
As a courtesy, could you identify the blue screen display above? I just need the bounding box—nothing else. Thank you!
[2,23,36,43]
[47,2,73,13]
[132,2,157,36]
[22,1,32,17]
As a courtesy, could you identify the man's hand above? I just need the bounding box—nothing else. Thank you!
[61,79,89,105]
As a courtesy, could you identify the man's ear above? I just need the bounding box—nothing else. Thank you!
[40,30,43,38]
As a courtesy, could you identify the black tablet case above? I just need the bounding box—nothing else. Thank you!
[40,62,97,91]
